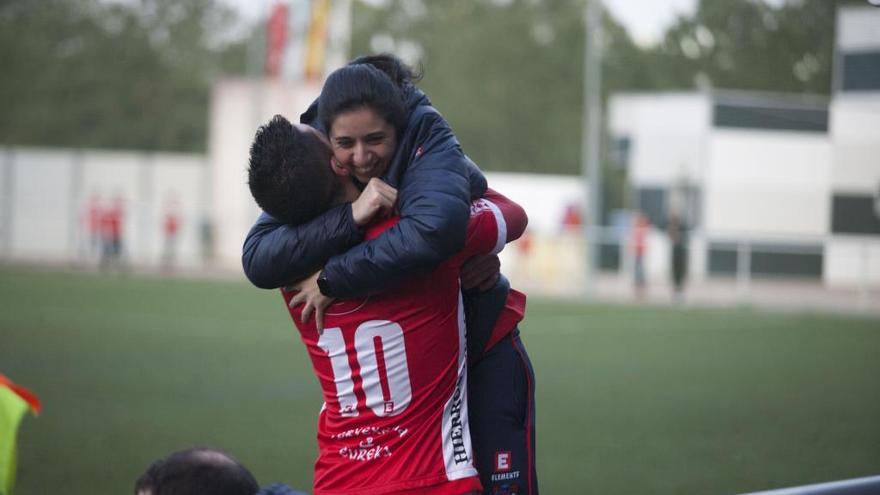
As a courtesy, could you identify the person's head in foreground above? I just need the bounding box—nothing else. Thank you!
[134,447,259,495]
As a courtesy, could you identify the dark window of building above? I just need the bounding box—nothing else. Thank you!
[708,242,823,278]
[609,136,631,170]
[636,188,666,228]
[713,104,828,132]
[841,52,880,91]
[708,243,738,274]
[831,194,880,235]
[635,187,700,230]
[599,242,620,271]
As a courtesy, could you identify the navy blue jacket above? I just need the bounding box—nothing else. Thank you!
[242,85,487,297]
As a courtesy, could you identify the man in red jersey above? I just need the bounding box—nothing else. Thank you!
[285,190,523,495]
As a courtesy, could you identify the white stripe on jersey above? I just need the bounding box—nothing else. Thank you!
[483,199,508,255]
[440,292,478,481]
[469,198,508,255]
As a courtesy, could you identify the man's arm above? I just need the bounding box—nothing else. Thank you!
[483,188,527,244]
[460,190,528,363]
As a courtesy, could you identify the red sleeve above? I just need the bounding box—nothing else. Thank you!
[459,190,528,261]
[458,200,502,261]
[482,188,528,243]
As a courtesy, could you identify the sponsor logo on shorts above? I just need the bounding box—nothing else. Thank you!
[495,451,512,472]
[491,471,521,482]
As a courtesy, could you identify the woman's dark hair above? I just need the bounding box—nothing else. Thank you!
[347,53,422,88]
[317,62,408,134]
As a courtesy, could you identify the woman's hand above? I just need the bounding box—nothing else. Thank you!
[287,271,336,333]
[351,178,397,226]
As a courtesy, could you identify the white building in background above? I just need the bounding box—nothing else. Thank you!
[208,79,320,269]
[825,3,880,287]
[608,1,880,288]
[609,90,832,283]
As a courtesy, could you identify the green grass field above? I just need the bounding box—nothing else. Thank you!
[2,266,879,494]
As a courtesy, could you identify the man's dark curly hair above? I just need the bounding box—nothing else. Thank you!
[248,115,337,225]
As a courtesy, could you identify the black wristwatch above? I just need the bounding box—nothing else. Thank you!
[316,273,331,296]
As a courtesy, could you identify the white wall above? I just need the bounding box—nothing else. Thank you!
[825,237,880,288]
[208,79,321,269]
[609,92,710,187]
[8,148,76,260]
[484,172,586,235]
[703,130,831,237]
[837,6,880,52]
[829,95,880,194]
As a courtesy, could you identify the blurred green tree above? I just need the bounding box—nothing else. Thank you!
[0,0,249,152]
[649,0,835,94]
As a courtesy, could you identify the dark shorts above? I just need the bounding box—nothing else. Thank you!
[468,329,537,495]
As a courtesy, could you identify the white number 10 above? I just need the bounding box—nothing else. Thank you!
[318,320,412,417]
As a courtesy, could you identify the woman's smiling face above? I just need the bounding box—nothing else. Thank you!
[328,106,398,183]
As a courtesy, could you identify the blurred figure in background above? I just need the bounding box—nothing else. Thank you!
[100,194,126,271]
[199,216,215,267]
[560,202,582,232]
[134,447,306,495]
[667,212,688,301]
[80,192,104,267]
[161,195,181,272]
[631,210,650,300]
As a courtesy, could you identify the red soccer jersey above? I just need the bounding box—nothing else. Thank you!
[284,194,519,495]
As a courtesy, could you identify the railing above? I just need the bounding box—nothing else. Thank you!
[737,474,880,495]
[502,225,879,313]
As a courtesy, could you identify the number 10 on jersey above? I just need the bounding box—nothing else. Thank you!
[318,320,413,417]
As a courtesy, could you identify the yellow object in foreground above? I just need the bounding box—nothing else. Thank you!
[0,375,40,495]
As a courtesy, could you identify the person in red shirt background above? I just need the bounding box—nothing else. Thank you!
[161,195,181,271]
[100,194,126,271]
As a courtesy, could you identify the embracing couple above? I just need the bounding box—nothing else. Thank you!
[244,53,538,495]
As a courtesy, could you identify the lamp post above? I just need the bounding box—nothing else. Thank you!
[581,0,603,297]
